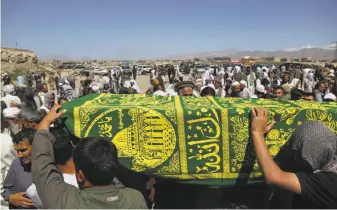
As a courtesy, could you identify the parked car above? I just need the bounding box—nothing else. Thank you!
[138,65,152,74]
[194,64,208,73]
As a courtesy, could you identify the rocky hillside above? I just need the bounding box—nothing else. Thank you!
[1,48,58,80]
[1,47,38,64]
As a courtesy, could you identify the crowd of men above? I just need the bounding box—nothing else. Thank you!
[1,62,337,209]
[150,63,337,102]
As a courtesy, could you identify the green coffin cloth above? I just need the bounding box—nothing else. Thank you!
[61,93,337,185]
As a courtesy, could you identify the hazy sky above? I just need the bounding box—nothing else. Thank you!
[2,0,337,59]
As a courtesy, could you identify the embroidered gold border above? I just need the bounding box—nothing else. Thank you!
[174,96,188,175]
[73,94,106,138]
[209,97,231,177]
[74,107,81,138]
[160,171,262,179]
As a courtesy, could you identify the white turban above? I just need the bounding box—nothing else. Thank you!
[153,90,168,96]
[324,93,337,101]
[3,107,21,119]
[256,84,266,93]
[123,81,131,88]
[166,89,178,96]
[240,80,247,87]
[91,84,99,92]
[9,96,21,106]
[232,81,240,87]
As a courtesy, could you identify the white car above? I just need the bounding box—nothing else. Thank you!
[138,65,152,74]
[194,65,207,73]
[94,68,108,75]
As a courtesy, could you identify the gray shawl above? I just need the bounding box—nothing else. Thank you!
[290,121,337,174]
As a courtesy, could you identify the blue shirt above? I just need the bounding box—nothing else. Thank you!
[17,76,24,86]
[1,158,32,202]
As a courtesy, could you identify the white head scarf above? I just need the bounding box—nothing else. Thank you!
[3,84,14,95]
[256,67,262,75]
[308,72,314,81]
[234,66,241,73]
[218,67,225,75]
[263,72,268,79]
[290,78,301,88]
[124,80,131,88]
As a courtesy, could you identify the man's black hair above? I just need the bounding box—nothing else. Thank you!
[200,86,216,97]
[73,137,119,186]
[262,93,274,99]
[291,89,305,100]
[51,128,74,165]
[13,128,35,145]
[153,84,161,92]
[118,87,128,94]
[323,98,336,102]
[19,107,44,123]
[273,86,285,94]
[57,97,68,104]
[174,81,195,93]
[304,92,316,99]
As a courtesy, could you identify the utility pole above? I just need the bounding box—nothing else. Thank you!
[16,42,18,49]
[334,41,337,61]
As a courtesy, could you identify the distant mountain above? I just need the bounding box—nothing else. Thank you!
[228,48,335,60]
[40,54,73,61]
[39,45,336,61]
[162,48,241,60]
[161,48,335,60]
[40,55,93,61]
[77,56,93,61]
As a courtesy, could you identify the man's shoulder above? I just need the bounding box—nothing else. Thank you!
[9,158,21,169]
[12,158,21,165]
[314,171,337,181]
[119,186,144,197]
[117,187,146,206]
